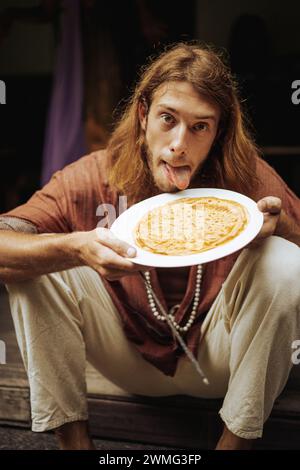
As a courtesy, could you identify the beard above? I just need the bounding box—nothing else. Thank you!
[141,140,173,194]
[143,138,207,195]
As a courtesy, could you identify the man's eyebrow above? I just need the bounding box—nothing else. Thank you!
[157,104,216,121]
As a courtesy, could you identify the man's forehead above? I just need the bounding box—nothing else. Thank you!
[151,81,220,120]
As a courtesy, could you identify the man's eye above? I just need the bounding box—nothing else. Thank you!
[161,114,175,125]
[193,123,208,132]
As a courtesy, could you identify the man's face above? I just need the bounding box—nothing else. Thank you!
[139,81,221,192]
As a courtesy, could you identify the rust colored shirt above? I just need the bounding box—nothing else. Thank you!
[1,150,300,376]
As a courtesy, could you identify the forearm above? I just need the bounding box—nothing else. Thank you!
[0,230,82,283]
[274,210,300,247]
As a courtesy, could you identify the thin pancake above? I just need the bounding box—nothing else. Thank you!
[134,196,249,256]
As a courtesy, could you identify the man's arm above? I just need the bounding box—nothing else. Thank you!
[274,209,300,247]
[0,225,145,284]
[251,196,300,248]
[0,230,82,283]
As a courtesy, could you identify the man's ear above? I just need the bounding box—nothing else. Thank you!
[138,100,148,131]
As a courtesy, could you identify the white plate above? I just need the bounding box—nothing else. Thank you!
[110,188,264,267]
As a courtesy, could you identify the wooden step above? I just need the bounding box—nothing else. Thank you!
[1,362,300,449]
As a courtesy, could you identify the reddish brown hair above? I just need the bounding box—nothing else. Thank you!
[107,42,261,205]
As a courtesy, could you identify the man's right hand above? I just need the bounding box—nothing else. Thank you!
[75,227,149,281]
[0,227,150,284]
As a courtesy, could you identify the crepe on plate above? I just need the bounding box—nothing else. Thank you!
[134,196,249,256]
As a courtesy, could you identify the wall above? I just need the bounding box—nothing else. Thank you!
[0,0,55,75]
[195,0,300,55]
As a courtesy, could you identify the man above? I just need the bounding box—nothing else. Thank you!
[0,43,300,450]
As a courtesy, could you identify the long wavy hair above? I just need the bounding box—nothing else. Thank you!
[107,42,261,205]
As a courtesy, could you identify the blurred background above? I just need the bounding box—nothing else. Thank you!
[0,0,300,213]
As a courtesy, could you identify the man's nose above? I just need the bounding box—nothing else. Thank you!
[169,125,188,156]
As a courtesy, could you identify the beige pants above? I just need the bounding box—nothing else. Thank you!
[5,236,300,439]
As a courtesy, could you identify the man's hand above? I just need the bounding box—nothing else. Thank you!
[248,196,282,248]
[76,227,149,281]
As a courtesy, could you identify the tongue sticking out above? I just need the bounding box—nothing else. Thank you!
[165,163,191,190]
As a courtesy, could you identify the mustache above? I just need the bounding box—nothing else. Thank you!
[160,155,191,167]
[162,160,191,168]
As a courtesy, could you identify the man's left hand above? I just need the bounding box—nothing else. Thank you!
[248,196,282,248]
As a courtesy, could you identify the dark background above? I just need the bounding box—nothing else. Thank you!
[0,0,300,214]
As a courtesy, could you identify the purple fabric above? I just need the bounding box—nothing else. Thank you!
[41,0,86,186]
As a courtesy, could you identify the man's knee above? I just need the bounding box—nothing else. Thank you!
[5,266,86,295]
[5,275,43,297]
[5,270,71,304]
[251,236,300,291]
